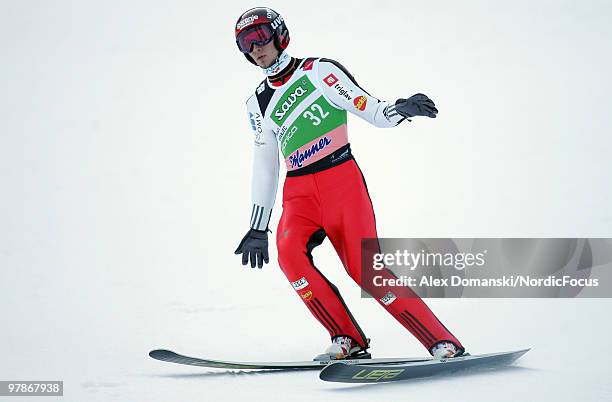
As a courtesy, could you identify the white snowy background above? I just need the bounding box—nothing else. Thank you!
[1,0,611,401]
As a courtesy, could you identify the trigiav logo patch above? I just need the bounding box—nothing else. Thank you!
[332,81,353,102]
[289,137,332,169]
[323,73,338,87]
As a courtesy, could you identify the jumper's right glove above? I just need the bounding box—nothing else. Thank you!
[234,228,270,269]
[395,94,438,118]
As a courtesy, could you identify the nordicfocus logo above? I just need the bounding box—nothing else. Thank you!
[274,86,308,120]
[354,95,367,111]
[323,73,338,87]
[237,15,259,30]
[380,291,397,306]
[289,137,332,169]
[292,277,309,290]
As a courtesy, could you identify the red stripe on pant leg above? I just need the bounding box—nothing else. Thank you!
[403,310,437,344]
[306,303,334,334]
[310,299,340,334]
[308,265,368,347]
[313,298,342,333]
[399,312,431,345]
[305,230,368,347]
[398,313,427,345]
[421,311,464,353]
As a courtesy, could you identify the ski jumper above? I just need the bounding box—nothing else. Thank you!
[245,55,463,354]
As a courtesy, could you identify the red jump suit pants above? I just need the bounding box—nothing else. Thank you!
[276,159,463,354]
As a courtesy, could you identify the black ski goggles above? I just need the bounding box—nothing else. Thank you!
[236,24,274,54]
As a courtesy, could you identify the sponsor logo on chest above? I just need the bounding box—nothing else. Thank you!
[274,86,308,121]
[271,77,316,124]
[278,124,299,153]
[289,137,332,169]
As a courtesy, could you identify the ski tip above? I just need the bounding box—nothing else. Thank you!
[319,349,533,383]
[318,362,349,380]
[512,348,531,358]
[149,349,176,360]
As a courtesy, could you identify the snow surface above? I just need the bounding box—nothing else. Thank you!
[3,296,612,401]
[2,1,612,401]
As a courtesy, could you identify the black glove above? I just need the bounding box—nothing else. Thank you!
[234,228,270,269]
[395,94,438,118]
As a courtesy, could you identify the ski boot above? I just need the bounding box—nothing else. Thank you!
[313,336,371,361]
[430,341,467,359]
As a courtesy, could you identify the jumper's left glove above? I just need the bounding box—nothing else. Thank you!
[395,94,438,118]
[234,228,270,269]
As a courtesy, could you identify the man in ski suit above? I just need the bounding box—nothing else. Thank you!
[233,7,465,360]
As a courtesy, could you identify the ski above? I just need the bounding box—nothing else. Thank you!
[319,348,530,383]
[148,349,430,370]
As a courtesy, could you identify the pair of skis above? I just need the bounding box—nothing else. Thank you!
[149,348,530,383]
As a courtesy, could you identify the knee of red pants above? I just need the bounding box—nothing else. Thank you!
[332,249,381,297]
[327,228,379,289]
[276,233,306,276]
[331,258,386,302]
